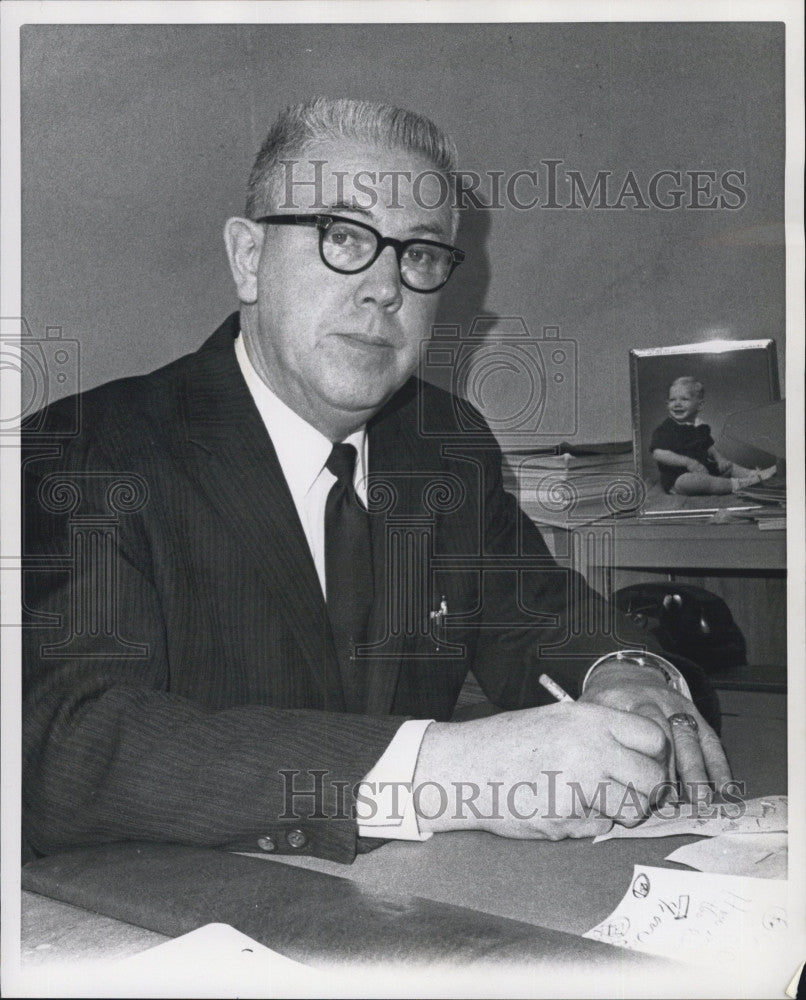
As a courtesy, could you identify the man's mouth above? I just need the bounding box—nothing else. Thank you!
[334,332,395,349]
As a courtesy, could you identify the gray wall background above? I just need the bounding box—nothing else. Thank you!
[20,22,785,446]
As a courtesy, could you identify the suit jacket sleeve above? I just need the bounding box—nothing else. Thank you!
[22,402,402,865]
[465,434,669,708]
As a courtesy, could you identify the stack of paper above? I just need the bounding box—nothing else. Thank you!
[593,795,788,879]
[503,450,640,526]
[593,795,787,842]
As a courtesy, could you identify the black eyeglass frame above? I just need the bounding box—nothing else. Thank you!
[255,213,465,293]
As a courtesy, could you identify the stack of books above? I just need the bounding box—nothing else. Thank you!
[502,442,639,526]
[730,504,787,532]
[502,440,632,479]
[735,472,786,530]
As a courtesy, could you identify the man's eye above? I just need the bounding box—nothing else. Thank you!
[404,245,436,266]
[326,226,373,252]
[329,229,358,245]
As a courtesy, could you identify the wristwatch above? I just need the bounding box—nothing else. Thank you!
[582,649,692,700]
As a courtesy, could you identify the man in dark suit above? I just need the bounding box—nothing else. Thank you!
[22,99,730,864]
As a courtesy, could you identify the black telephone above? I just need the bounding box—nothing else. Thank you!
[613,582,746,672]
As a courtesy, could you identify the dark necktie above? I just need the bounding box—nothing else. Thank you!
[325,443,374,698]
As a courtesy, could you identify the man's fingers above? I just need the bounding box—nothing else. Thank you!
[669,713,710,801]
[607,711,667,758]
[630,701,673,756]
[699,718,733,788]
[605,779,655,827]
[669,711,732,798]
[569,815,614,839]
[629,700,677,792]
[606,747,667,802]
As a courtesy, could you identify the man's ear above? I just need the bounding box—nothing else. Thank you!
[223,217,264,304]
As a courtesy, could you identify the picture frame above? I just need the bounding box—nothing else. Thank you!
[629,339,781,506]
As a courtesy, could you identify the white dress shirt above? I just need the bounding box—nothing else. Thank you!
[235,334,431,841]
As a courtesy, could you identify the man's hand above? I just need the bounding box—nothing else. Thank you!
[579,663,732,803]
[413,703,669,841]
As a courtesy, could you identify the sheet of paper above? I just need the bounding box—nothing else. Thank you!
[113,923,334,996]
[786,959,806,999]
[592,794,787,842]
[584,864,789,968]
[26,923,338,999]
[666,832,788,879]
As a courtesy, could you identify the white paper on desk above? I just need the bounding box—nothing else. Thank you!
[666,832,788,879]
[110,922,334,997]
[584,864,789,968]
[592,794,787,842]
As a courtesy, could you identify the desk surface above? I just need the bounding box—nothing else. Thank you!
[18,690,787,986]
[548,516,786,571]
[234,689,788,933]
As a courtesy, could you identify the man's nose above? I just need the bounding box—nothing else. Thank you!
[354,246,403,312]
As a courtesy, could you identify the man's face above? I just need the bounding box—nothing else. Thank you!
[667,385,702,423]
[243,138,454,439]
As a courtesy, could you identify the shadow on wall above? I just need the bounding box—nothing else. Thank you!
[436,204,496,336]
[425,206,499,397]
[428,205,580,450]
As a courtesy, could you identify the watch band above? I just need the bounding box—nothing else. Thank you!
[582,649,692,700]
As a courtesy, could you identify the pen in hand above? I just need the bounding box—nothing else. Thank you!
[539,673,575,704]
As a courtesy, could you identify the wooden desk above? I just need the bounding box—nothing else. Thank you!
[18,691,786,986]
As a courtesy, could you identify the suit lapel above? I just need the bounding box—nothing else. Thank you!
[178,319,346,711]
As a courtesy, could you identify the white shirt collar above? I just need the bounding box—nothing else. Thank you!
[234,333,367,502]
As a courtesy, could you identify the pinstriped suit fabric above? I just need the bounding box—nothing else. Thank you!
[22,313,637,863]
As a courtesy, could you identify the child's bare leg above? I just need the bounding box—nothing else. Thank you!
[671,472,734,496]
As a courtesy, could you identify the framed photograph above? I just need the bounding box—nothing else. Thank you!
[629,339,781,503]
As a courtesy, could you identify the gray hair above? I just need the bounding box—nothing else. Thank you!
[244,97,459,219]
[669,376,705,399]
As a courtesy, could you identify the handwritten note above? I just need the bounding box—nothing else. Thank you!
[666,832,788,879]
[592,795,787,842]
[584,864,789,967]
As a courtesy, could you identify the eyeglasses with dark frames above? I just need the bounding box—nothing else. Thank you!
[255,213,465,293]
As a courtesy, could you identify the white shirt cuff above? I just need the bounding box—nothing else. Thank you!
[357,719,434,841]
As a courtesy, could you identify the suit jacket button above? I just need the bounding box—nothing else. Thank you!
[286,829,307,849]
[257,836,276,852]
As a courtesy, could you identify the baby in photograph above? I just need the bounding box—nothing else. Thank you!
[650,376,776,495]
